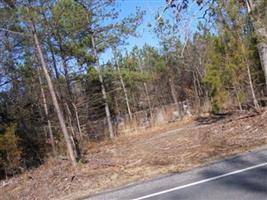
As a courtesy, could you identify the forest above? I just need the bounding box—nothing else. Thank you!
[0,0,267,198]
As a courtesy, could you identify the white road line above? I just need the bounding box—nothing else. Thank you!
[132,162,267,200]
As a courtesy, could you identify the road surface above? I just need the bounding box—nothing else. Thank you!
[88,147,267,200]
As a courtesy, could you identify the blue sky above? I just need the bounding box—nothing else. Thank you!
[100,0,206,63]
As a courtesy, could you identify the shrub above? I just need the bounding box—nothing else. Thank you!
[0,123,21,178]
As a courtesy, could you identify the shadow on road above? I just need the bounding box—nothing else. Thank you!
[199,152,267,195]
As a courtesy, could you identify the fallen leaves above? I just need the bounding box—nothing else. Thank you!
[1,110,267,200]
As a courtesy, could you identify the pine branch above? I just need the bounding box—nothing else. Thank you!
[0,28,25,35]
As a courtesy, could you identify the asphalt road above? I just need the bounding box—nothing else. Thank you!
[87,147,267,200]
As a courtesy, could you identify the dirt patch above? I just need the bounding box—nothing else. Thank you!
[1,111,267,200]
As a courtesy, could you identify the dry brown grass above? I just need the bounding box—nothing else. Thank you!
[1,110,267,200]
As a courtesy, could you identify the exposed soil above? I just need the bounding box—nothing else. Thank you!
[1,110,267,200]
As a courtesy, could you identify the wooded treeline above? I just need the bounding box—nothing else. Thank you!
[0,0,266,178]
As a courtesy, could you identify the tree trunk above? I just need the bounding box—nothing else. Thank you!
[233,82,243,111]
[246,63,260,109]
[246,0,267,87]
[169,78,177,104]
[169,77,181,116]
[41,11,60,79]
[65,103,81,159]
[112,48,133,121]
[47,38,60,79]
[257,42,267,87]
[240,37,260,110]
[138,58,153,120]
[30,22,77,166]
[193,71,201,114]
[37,67,57,157]
[91,35,114,138]
[61,52,73,99]
[72,103,84,145]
